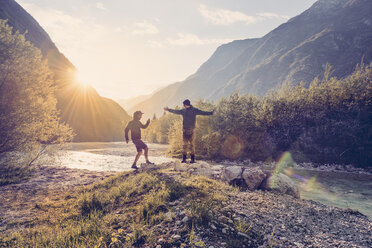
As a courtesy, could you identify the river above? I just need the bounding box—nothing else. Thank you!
[54,142,372,219]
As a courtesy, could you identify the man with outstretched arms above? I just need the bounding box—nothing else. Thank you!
[164,99,214,163]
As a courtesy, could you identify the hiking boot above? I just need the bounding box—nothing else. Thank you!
[131,164,138,169]
[146,160,154,165]
[190,154,195,163]
[181,154,187,163]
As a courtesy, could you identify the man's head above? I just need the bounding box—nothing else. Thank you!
[183,99,191,108]
[133,110,144,120]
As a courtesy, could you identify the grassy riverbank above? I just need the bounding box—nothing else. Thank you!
[0,168,236,247]
[1,163,371,247]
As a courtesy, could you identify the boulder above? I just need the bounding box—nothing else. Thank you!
[222,166,243,183]
[140,162,158,171]
[260,173,300,198]
[193,164,215,178]
[242,167,266,190]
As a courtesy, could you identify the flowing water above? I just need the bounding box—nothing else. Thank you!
[291,169,372,219]
[55,142,175,172]
[55,142,372,219]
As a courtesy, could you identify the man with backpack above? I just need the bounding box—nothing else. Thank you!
[164,99,214,163]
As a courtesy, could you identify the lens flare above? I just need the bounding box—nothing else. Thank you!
[268,152,294,188]
[221,135,244,159]
[275,152,294,174]
[270,152,339,201]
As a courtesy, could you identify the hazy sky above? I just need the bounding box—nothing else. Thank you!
[19,0,317,100]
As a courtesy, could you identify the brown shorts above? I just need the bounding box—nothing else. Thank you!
[183,128,194,141]
[183,128,195,155]
[132,139,147,152]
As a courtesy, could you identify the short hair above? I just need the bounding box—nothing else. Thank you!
[183,99,191,106]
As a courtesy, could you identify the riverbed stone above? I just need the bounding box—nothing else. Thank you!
[260,173,300,198]
[242,167,266,190]
[222,166,243,183]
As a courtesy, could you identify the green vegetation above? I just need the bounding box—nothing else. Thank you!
[0,20,73,185]
[0,170,233,247]
[145,64,372,168]
[143,109,181,144]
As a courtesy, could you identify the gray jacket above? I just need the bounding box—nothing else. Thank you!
[168,105,213,129]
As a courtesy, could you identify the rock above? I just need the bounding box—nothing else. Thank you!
[261,173,300,198]
[210,223,217,230]
[172,234,181,240]
[238,232,249,238]
[222,166,243,183]
[165,212,173,221]
[219,215,229,223]
[182,216,189,223]
[140,162,157,171]
[173,162,189,172]
[194,167,214,178]
[242,167,266,190]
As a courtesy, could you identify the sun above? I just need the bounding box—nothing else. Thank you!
[74,70,91,87]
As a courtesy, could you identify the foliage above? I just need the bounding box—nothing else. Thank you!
[143,111,180,144]
[262,64,372,166]
[0,20,73,183]
[152,64,371,168]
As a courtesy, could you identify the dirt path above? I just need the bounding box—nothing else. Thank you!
[0,166,116,231]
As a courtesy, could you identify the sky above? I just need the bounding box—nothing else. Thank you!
[19,0,317,100]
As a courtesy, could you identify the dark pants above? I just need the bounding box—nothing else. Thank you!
[183,128,195,155]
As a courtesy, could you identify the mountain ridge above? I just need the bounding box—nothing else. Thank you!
[132,0,372,118]
[0,0,131,141]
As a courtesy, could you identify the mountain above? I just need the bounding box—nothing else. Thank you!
[117,94,151,113]
[0,0,131,141]
[133,0,372,117]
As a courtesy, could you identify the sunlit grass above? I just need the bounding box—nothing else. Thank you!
[0,170,234,247]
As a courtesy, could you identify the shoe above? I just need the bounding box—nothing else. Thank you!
[181,154,187,163]
[190,154,195,164]
[131,164,138,169]
[146,160,154,165]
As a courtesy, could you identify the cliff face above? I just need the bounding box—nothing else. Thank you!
[0,0,130,141]
[132,0,372,117]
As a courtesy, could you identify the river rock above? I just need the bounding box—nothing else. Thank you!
[192,162,215,178]
[260,173,300,198]
[242,167,266,190]
[222,166,243,183]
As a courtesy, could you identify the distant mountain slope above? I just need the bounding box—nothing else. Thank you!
[0,0,130,141]
[117,94,151,113]
[133,0,372,117]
